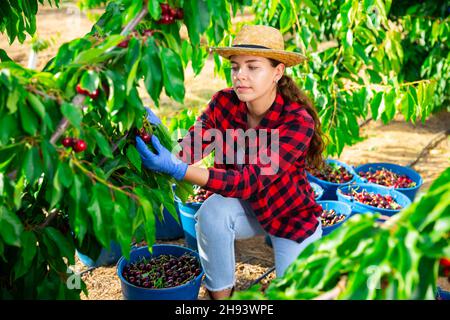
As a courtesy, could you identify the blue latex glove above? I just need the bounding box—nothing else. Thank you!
[135,135,188,181]
[145,107,162,125]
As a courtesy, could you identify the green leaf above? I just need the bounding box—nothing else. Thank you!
[0,206,23,247]
[14,175,25,210]
[19,103,38,136]
[400,92,411,121]
[87,184,109,247]
[27,93,54,131]
[123,0,142,25]
[126,145,142,173]
[381,89,396,123]
[141,37,163,106]
[104,69,125,112]
[112,192,132,259]
[183,0,210,46]
[0,49,12,62]
[370,91,384,121]
[22,147,42,184]
[125,38,142,95]
[27,93,45,119]
[0,113,19,145]
[61,102,82,130]
[147,0,162,20]
[70,175,88,242]
[160,47,185,103]
[79,70,100,94]
[302,0,319,14]
[7,89,20,114]
[268,0,279,19]
[191,45,207,75]
[74,48,115,65]
[44,227,75,265]
[92,130,113,158]
[55,161,73,189]
[14,231,37,279]
[135,188,156,248]
[279,7,294,34]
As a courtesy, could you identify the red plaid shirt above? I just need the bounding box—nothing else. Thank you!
[177,88,322,243]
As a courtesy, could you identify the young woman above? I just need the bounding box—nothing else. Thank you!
[136,25,326,300]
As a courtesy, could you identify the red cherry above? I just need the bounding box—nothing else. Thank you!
[175,8,184,20]
[76,84,89,95]
[118,39,129,48]
[141,133,151,144]
[169,7,177,17]
[73,139,87,153]
[102,82,110,97]
[61,137,74,148]
[160,3,170,14]
[89,89,99,99]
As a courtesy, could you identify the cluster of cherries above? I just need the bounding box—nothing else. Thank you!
[187,187,210,203]
[116,4,184,49]
[358,168,416,189]
[344,188,402,210]
[61,137,87,153]
[158,3,184,24]
[308,163,353,184]
[122,253,202,289]
[320,209,346,227]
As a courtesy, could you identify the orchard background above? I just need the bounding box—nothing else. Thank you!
[0,0,448,299]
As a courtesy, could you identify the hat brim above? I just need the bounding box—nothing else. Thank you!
[210,47,307,67]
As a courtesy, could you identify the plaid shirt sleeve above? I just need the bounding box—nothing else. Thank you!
[205,113,315,199]
[176,93,219,164]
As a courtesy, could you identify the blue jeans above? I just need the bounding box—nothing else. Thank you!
[194,194,322,292]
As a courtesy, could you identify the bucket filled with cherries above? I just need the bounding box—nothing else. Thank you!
[354,162,423,201]
[117,244,204,300]
[317,201,352,235]
[337,183,412,217]
[307,159,357,200]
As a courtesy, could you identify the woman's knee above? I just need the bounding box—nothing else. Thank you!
[194,194,241,230]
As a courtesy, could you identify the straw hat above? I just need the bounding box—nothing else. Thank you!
[210,25,306,67]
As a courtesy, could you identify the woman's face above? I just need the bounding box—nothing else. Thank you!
[230,55,284,103]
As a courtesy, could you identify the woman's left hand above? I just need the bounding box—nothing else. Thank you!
[135,135,188,181]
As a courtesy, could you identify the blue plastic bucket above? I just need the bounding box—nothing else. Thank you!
[155,206,184,240]
[307,159,358,200]
[354,162,423,201]
[317,201,352,236]
[310,182,324,201]
[117,244,204,300]
[77,241,122,268]
[436,286,450,300]
[174,197,202,251]
[336,183,411,217]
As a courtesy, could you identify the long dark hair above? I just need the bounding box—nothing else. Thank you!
[269,59,327,168]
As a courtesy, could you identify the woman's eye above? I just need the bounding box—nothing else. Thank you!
[248,66,258,70]
[231,67,238,72]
